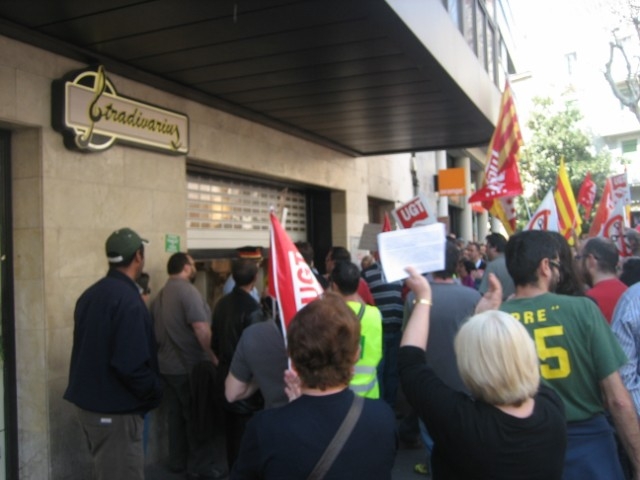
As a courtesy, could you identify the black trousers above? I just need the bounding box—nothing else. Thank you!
[224,408,253,469]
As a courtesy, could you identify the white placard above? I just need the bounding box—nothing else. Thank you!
[377,222,446,282]
[358,223,382,251]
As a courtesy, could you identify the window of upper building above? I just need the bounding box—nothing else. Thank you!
[565,52,577,76]
[622,138,638,153]
[487,24,496,82]
[476,5,487,69]
[456,0,506,86]
[446,0,462,29]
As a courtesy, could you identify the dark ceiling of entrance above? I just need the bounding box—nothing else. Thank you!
[0,0,494,156]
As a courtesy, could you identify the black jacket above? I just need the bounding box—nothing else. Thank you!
[64,269,163,414]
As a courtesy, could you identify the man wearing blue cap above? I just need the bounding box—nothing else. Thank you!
[64,227,163,480]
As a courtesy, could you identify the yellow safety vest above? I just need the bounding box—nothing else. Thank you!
[347,301,383,399]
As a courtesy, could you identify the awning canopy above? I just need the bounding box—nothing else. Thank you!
[0,0,498,156]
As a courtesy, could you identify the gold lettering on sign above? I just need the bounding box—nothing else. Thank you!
[61,66,189,153]
[96,104,182,150]
[74,66,184,152]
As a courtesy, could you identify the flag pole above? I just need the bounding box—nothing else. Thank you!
[523,195,532,221]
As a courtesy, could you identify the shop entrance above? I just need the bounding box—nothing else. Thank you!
[0,129,16,479]
[185,168,331,311]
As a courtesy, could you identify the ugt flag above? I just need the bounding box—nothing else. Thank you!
[525,188,559,232]
[269,212,323,333]
[468,81,523,234]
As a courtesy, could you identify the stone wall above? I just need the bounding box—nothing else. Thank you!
[0,35,414,479]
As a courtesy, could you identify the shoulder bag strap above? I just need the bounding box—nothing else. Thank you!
[356,303,365,321]
[307,394,365,480]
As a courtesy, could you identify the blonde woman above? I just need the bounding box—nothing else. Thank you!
[399,267,566,480]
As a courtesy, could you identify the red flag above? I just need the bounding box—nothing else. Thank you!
[577,172,596,217]
[468,81,523,206]
[589,178,614,237]
[269,212,323,332]
[382,212,392,232]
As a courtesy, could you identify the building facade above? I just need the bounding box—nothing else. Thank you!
[0,0,517,477]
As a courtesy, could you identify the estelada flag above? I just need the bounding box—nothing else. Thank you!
[600,200,632,257]
[468,81,524,207]
[554,158,581,241]
[589,177,614,237]
[268,212,323,334]
[577,172,596,217]
[525,188,559,232]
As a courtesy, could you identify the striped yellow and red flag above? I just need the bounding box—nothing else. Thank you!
[468,81,523,234]
[554,158,582,242]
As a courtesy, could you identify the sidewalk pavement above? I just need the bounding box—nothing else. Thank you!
[145,441,427,480]
[146,388,429,479]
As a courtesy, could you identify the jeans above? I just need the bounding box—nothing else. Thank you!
[377,329,402,408]
[564,414,625,480]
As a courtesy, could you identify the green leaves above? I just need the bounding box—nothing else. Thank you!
[518,96,614,231]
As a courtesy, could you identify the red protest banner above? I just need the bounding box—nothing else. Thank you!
[269,212,323,332]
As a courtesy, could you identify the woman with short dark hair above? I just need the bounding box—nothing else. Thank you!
[232,293,396,479]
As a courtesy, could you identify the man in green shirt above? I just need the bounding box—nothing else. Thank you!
[500,230,640,480]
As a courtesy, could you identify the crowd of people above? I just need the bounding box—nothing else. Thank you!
[63,224,640,480]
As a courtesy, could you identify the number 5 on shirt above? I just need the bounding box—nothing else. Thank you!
[534,326,571,379]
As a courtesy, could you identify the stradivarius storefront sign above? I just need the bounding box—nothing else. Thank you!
[52,65,189,154]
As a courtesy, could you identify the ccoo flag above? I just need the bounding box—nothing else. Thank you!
[525,188,559,232]
[554,158,581,241]
[269,212,323,334]
[600,200,632,257]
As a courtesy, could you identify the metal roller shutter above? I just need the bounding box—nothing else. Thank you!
[187,173,307,250]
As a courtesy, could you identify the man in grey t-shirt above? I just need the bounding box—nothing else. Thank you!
[152,252,222,479]
[225,320,289,409]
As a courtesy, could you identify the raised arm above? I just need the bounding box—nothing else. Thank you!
[400,266,432,350]
[475,272,503,314]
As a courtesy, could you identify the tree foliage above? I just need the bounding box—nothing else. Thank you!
[517,96,615,231]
